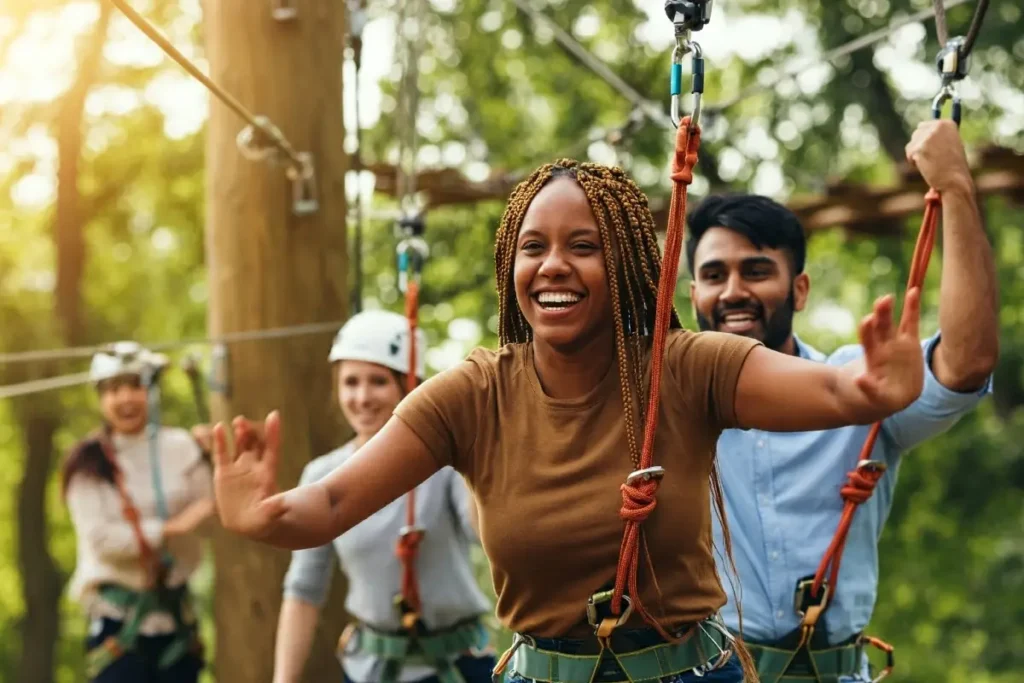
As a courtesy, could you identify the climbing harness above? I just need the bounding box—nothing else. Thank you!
[84,424,202,679]
[492,4,724,681]
[338,617,490,683]
[83,345,202,678]
[333,230,481,683]
[755,3,991,682]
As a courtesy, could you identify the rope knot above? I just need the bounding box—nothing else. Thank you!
[395,529,424,562]
[670,117,701,185]
[840,462,886,505]
[620,478,660,524]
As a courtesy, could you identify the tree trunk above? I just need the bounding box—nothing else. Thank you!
[11,390,64,683]
[12,4,112,682]
[203,1,350,681]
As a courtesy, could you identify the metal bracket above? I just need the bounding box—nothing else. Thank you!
[287,152,319,216]
[271,0,298,21]
[208,343,231,398]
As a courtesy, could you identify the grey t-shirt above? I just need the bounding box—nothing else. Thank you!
[282,441,492,682]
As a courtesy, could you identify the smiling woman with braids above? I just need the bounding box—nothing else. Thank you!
[211,159,925,683]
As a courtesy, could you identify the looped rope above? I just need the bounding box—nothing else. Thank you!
[810,175,942,601]
[839,466,885,505]
[609,116,700,641]
[619,478,659,523]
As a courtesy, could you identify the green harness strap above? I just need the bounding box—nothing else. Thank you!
[746,640,863,683]
[505,620,732,683]
[85,584,199,679]
[345,618,489,683]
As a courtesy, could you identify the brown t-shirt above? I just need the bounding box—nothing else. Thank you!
[393,328,760,638]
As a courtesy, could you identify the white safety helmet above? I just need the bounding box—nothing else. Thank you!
[89,341,169,385]
[328,310,427,379]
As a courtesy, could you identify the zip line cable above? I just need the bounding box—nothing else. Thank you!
[510,0,673,131]
[106,0,318,213]
[702,0,974,117]
[0,321,346,367]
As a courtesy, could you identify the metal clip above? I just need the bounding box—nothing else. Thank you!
[286,152,319,216]
[664,1,711,129]
[208,343,231,398]
[794,576,830,617]
[931,36,969,127]
[396,217,429,293]
[271,0,298,21]
[586,591,633,629]
[626,466,665,486]
[236,116,284,162]
[399,524,425,538]
[856,459,888,476]
[669,32,704,130]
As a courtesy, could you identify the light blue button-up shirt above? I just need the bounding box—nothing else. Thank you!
[713,333,992,646]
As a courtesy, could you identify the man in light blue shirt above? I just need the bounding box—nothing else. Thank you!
[685,120,999,681]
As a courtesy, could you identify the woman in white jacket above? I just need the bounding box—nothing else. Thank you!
[272,310,494,683]
[63,342,215,683]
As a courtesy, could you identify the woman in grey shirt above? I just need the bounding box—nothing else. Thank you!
[272,310,494,683]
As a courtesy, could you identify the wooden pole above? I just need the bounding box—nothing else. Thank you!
[204,1,350,680]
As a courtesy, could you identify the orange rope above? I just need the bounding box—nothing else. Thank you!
[98,431,163,588]
[810,188,941,599]
[395,278,424,615]
[610,117,701,639]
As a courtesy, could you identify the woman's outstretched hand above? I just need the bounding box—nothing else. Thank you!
[851,288,925,418]
[212,411,288,540]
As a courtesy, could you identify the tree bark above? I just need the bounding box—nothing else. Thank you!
[12,4,112,682]
[203,1,350,681]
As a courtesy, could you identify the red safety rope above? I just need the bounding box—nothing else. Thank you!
[395,278,424,618]
[810,188,941,600]
[97,429,163,588]
[609,117,700,639]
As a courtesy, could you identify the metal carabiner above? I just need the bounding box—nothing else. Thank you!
[665,0,711,130]
[931,36,969,127]
[396,215,429,294]
[670,36,704,130]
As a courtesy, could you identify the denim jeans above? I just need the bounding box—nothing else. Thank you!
[343,653,498,683]
[503,656,744,683]
[86,616,204,683]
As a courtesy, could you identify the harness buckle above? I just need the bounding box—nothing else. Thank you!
[793,575,830,617]
[626,466,665,486]
[393,593,423,632]
[586,590,633,630]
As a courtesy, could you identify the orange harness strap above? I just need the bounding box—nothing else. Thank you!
[395,278,425,625]
[809,188,940,604]
[97,431,163,588]
[607,118,701,641]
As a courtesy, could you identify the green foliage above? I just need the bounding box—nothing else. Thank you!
[1,0,1022,680]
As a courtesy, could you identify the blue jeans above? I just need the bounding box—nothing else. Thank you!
[503,656,744,683]
[86,616,204,683]
[343,653,498,683]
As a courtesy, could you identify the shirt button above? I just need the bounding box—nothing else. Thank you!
[771,551,779,561]
[757,440,765,448]
[759,494,771,505]
[776,610,785,619]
